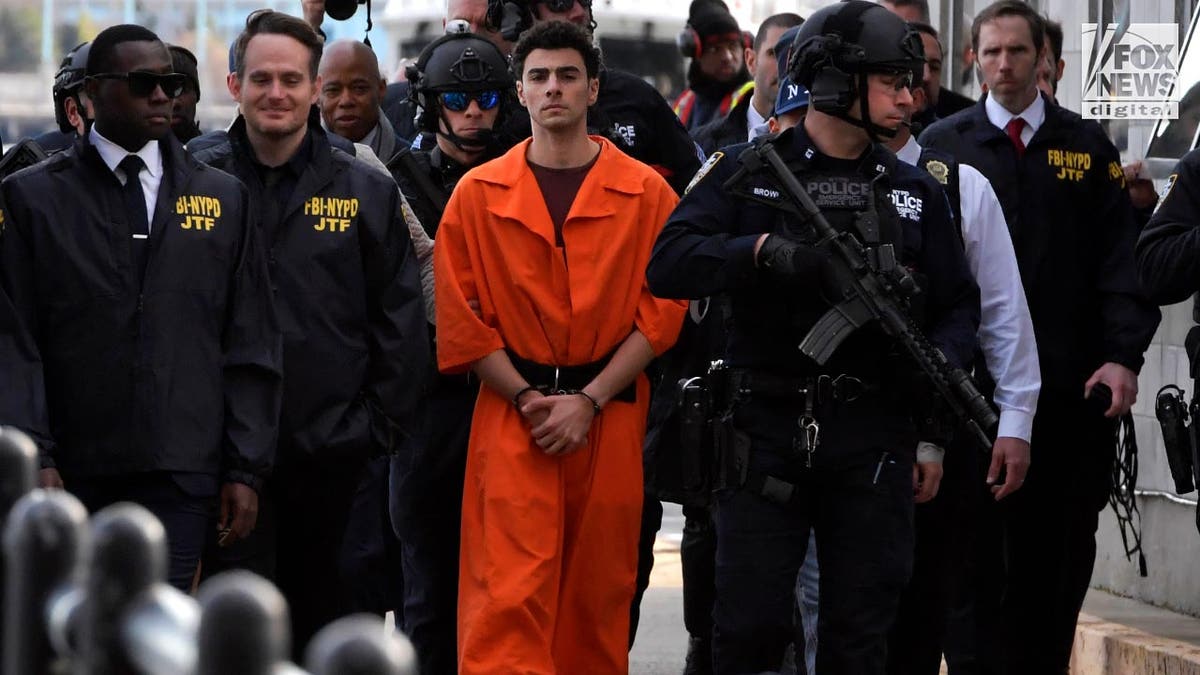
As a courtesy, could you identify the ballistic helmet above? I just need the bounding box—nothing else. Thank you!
[787,0,923,137]
[405,31,514,145]
[53,42,91,134]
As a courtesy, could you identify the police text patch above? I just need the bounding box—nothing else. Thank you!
[888,189,924,221]
[803,174,872,209]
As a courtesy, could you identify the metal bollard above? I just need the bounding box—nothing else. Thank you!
[0,427,37,523]
[0,425,38,668]
[77,503,167,675]
[305,614,418,675]
[196,571,295,675]
[2,489,88,675]
[120,583,201,675]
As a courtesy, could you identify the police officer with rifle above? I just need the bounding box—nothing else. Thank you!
[646,2,982,672]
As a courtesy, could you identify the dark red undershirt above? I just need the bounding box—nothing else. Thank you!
[529,149,601,246]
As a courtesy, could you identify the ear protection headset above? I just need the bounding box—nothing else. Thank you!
[789,32,867,114]
[787,0,875,117]
[787,0,920,140]
[676,25,753,60]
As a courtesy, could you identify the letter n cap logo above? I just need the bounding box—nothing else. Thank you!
[1082,20,1180,120]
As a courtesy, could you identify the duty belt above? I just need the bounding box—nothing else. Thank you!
[722,369,883,472]
[729,370,880,404]
[507,349,637,403]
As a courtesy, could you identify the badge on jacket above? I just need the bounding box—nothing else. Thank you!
[924,159,950,185]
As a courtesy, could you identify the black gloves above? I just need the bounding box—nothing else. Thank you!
[756,234,833,289]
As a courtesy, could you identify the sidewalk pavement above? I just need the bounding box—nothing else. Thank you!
[1074,588,1200,674]
[631,534,1200,675]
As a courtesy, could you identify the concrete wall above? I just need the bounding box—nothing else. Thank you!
[1093,300,1200,616]
[1087,0,1200,618]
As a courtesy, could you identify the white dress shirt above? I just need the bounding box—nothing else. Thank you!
[746,99,768,143]
[89,126,163,231]
[898,136,1042,442]
[985,92,1044,147]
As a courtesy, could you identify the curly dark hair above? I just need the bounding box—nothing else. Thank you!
[511,20,603,80]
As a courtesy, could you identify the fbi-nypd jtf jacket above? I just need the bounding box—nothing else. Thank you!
[920,94,1160,398]
[190,114,427,465]
[0,133,283,488]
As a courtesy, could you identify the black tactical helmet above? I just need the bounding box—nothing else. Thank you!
[53,42,91,134]
[787,0,923,137]
[406,31,515,136]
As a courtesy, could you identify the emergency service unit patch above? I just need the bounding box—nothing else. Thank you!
[686,151,724,195]
[805,174,872,209]
[925,159,950,185]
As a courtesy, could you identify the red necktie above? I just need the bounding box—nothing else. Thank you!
[1006,117,1026,158]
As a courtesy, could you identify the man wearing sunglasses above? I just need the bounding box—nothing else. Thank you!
[382,29,515,675]
[189,9,428,655]
[0,23,283,593]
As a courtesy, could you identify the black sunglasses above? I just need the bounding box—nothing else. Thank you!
[88,71,188,98]
[440,91,502,112]
[536,0,590,11]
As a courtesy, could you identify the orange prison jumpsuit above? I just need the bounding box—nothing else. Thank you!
[433,137,686,674]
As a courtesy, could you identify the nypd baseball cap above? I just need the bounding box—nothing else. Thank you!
[773,25,809,116]
[775,76,810,116]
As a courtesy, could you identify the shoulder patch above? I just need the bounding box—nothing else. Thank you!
[685,151,724,195]
[924,159,949,185]
[1107,160,1126,188]
[1155,173,1178,214]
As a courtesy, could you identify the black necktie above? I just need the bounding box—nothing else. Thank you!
[119,155,150,281]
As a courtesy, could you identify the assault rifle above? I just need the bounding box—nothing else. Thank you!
[728,136,998,451]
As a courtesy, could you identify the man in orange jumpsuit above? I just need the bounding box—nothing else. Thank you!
[432,20,686,675]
